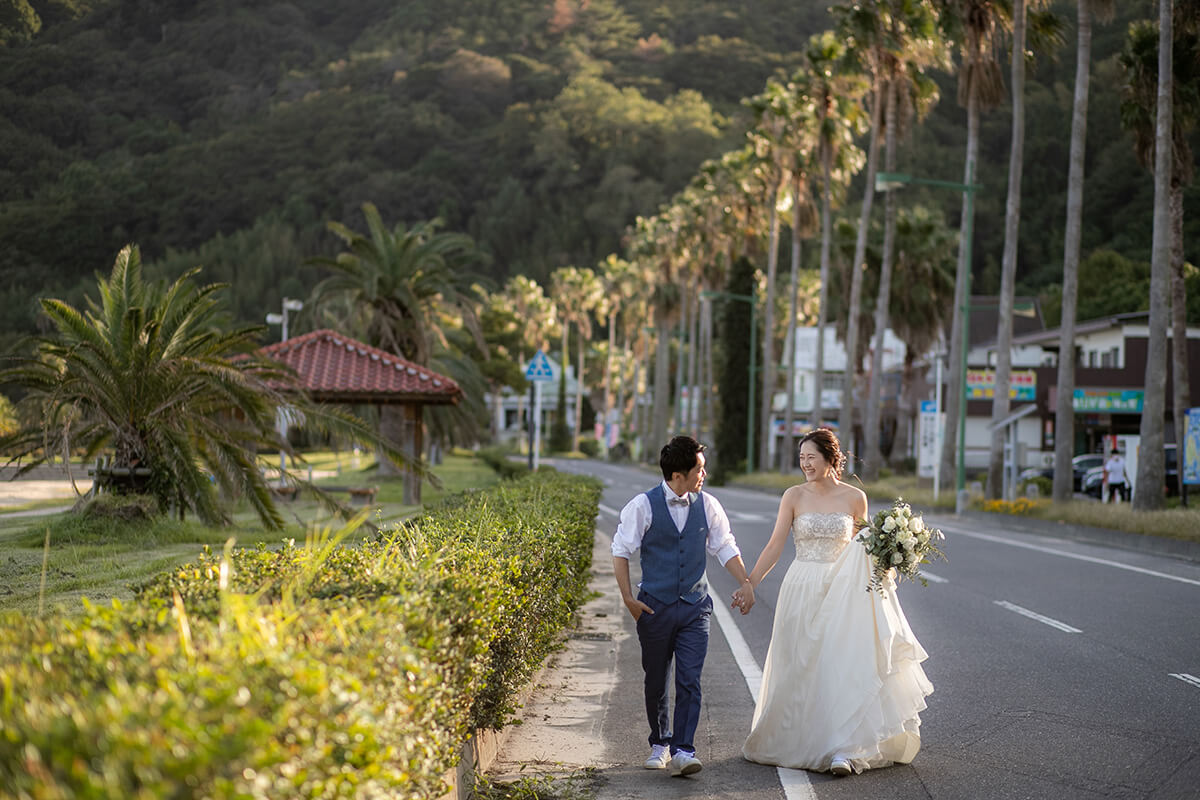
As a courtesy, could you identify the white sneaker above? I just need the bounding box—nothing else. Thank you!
[669,750,703,777]
[643,744,670,770]
[830,754,853,776]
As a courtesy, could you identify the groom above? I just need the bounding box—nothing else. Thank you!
[612,435,755,777]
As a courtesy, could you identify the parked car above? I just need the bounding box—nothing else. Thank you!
[1082,445,1178,498]
[1020,453,1105,492]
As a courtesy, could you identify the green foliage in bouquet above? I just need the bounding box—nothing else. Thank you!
[856,498,946,597]
[0,470,601,799]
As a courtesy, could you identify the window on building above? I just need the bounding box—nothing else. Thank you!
[1101,350,1112,367]
[1111,347,1120,368]
[1088,350,1097,367]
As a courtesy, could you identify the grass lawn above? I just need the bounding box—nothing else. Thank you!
[727,469,1200,543]
[0,452,501,616]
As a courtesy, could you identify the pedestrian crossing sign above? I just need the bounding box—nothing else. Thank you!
[524,350,555,381]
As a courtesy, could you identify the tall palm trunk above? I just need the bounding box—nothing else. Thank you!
[864,77,900,481]
[689,286,701,432]
[1134,0,1172,510]
[574,329,586,450]
[839,80,885,464]
[675,280,691,433]
[988,0,1028,500]
[783,178,802,473]
[814,133,834,432]
[942,92,980,498]
[653,312,671,450]
[700,297,713,438]
[1170,180,1189,506]
[893,349,916,463]
[1052,0,1095,503]
[604,309,616,452]
[760,174,784,471]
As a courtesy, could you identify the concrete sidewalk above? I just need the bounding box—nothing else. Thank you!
[486,530,786,800]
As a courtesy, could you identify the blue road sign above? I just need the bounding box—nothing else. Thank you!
[525,350,555,382]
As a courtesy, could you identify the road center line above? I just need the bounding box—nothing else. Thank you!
[712,598,816,799]
[1169,673,1200,689]
[598,503,619,517]
[919,571,948,584]
[994,600,1082,633]
[943,527,1200,588]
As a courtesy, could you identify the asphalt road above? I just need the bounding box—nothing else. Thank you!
[551,457,1200,800]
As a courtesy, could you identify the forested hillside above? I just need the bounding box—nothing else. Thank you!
[1,0,1195,350]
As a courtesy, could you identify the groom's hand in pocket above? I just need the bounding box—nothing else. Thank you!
[624,596,654,621]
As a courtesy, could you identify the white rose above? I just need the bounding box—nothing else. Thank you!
[896,528,914,544]
[910,517,924,533]
[891,551,904,565]
[883,516,896,532]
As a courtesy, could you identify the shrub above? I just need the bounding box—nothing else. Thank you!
[0,471,601,799]
[476,445,531,479]
[577,436,601,458]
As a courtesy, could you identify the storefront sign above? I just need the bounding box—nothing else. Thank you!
[966,369,1036,401]
[1072,388,1144,414]
[1185,408,1200,486]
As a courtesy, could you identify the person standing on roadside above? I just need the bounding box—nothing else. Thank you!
[612,434,755,778]
[1104,448,1128,503]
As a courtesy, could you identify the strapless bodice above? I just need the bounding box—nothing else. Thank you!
[792,512,854,562]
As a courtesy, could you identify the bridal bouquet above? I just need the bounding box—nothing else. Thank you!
[855,498,945,596]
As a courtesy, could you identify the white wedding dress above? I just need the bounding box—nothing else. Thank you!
[742,512,933,774]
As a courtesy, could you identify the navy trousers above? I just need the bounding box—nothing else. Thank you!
[635,589,713,754]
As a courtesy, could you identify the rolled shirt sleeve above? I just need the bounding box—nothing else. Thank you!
[611,494,651,560]
[702,493,741,566]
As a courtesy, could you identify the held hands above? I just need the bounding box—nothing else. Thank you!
[731,580,755,615]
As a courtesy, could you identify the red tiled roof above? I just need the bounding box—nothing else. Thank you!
[259,329,462,405]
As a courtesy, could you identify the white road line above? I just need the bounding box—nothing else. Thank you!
[994,601,1082,633]
[598,503,619,517]
[1169,673,1200,689]
[944,527,1200,588]
[920,571,948,584]
[712,600,816,799]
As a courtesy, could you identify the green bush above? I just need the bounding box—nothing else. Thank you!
[0,471,601,799]
[476,445,531,479]
[578,436,601,458]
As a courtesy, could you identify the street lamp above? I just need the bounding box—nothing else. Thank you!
[875,168,981,507]
[266,297,304,342]
[701,290,757,474]
[266,297,304,483]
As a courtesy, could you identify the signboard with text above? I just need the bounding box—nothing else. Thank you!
[966,369,1036,401]
[917,400,942,479]
[1185,408,1200,486]
[1072,388,1143,414]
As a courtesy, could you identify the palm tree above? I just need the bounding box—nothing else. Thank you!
[863,10,946,480]
[1051,0,1115,503]
[987,0,1065,498]
[598,254,639,451]
[889,206,958,463]
[804,32,869,438]
[746,79,796,470]
[832,1,885,463]
[1121,11,1199,508]
[0,246,385,529]
[1132,2,1177,511]
[551,265,604,450]
[310,202,485,476]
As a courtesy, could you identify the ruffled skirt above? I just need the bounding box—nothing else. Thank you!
[742,541,933,773]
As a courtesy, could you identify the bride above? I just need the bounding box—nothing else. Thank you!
[733,428,933,776]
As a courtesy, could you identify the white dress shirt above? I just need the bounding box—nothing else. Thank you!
[611,481,741,566]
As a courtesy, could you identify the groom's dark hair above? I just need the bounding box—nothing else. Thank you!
[660,435,706,480]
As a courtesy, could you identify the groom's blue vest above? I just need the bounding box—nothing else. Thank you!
[639,485,710,605]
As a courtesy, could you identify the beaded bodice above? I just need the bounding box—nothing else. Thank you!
[792,512,854,563]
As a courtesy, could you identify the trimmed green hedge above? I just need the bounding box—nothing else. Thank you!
[0,471,600,799]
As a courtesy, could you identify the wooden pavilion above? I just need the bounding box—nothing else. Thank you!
[259,329,462,504]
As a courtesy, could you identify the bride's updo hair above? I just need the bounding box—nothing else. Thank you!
[798,428,847,478]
